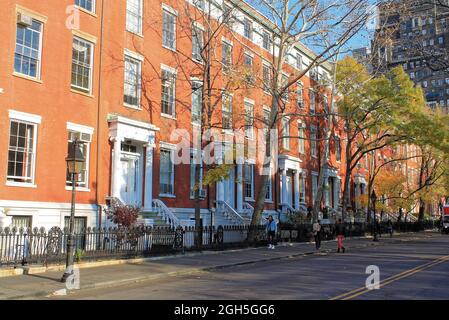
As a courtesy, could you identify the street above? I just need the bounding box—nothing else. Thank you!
[48,232,449,300]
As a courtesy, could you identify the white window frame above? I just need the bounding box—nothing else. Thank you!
[299,174,306,203]
[311,125,317,158]
[282,117,290,150]
[221,40,233,72]
[75,0,96,13]
[14,17,43,80]
[71,36,94,94]
[192,24,204,62]
[298,122,305,154]
[222,92,233,130]
[190,150,205,199]
[244,163,254,200]
[123,53,142,109]
[126,0,143,35]
[262,30,272,51]
[312,172,318,204]
[244,99,254,139]
[309,89,315,114]
[65,122,93,191]
[262,63,272,94]
[159,145,175,197]
[6,110,41,188]
[191,80,202,125]
[297,82,304,108]
[162,5,177,51]
[161,65,177,118]
[265,167,273,202]
[243,17,253,40]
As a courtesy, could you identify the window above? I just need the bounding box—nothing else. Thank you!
[263,108,270,139]
[124,55,141,107]
[14,18,42,79]
[335,136,341,161]
[282,117,290,150]
[297,83,304,108]
[298,124,305,154]
[222,93,233,129]
[190,152,204,198]
[162,9,176,50]
[161,68,176,116]
[244,101,254,139]
[192,81,202,125]
[12,216,32,228]
[75,0,95,12]
[299,175,306,203]
[193,0,205,10]
[243,18,252,40]
[192,26,204,62]
[126,0,143,34]
[71,37,93,93]
[66,131,91,187]
[311,126,317,157]
[7,120,37,184]
[263,64,272,92]
[222,41,232,72]
[159,148,174,195]
[243,53,254,84]
[64,217,87,249]
[281,74,289,100]
[262,30,271,51]
[222,3,233,25]
[265,168,272,201]
[244,164,254,199]
[439,37,445,45]
[296,53,302,70]
[309,89,315,114]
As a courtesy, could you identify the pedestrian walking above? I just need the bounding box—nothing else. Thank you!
[313,220,322,250]
[265,215,277,250]
[335,218,346,253]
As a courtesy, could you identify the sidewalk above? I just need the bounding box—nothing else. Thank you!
[0,232,428,300]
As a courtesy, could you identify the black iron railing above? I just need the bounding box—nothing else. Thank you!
[0,221,437,267]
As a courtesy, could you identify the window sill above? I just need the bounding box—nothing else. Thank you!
[161,113,177,120]
[245,197,255,202]
[222,129,234,135]
[6,181,37,188]
[264,200,273,203]
[162,45,177,52]
[65,186,91,192]
[126,30,144,38]
[13,72,43,84]
[159,194,176,198]
[70,88,94,98]
[124,103,142,110]
[75,5,97,17]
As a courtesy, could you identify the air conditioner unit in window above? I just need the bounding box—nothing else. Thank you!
[17,12,32,27]
[199,189,206,199]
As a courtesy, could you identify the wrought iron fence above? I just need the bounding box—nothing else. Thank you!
[0,221,436,267]
[0,224,268,267]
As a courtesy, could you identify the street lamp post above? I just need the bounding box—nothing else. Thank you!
[61,139,85,283]
[371,190,379,242]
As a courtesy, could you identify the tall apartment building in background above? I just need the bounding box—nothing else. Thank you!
[372,0,449,110]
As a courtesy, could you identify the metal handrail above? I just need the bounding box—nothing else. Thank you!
[217,200,250,225]
[152,199,181,228]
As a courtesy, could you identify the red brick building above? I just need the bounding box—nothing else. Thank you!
[0,0,360,230]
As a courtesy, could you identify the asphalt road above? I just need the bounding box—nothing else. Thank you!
[49,232,449,300]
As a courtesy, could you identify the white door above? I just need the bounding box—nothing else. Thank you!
[286,175,293,207]
[223,169,235,208]
[120,158,138,205]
